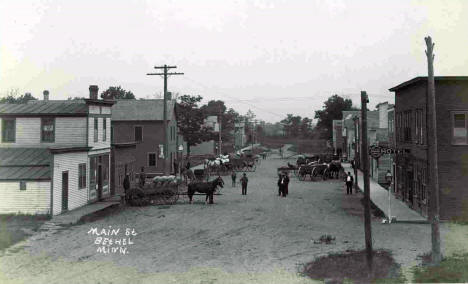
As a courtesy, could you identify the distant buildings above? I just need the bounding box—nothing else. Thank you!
[0,86,114,215]
[390,76,468,220]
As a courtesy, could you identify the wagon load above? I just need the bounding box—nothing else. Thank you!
[127,175,181,206]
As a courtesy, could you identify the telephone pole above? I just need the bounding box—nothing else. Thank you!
[147,65,184,175]
[353,115,359,191]
[361,91,373,276]
[218,106,222,156]
[425,36,441,265]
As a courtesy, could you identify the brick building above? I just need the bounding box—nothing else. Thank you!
[390,76,468,219]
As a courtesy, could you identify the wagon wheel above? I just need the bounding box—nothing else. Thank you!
[322,169,329,180]
[251,164,257,172]
[162,188,179,204]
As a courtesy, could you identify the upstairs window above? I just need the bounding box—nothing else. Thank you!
[135,126,143,142]
[452,112,468,145]
[94,118,98,142]
[2,118,15,142]
[41,117,55,142]
[103,118,107,141]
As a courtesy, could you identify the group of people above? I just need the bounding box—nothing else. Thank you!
[231,171,249,195]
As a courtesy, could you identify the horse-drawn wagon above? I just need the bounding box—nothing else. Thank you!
[126,175,182,206]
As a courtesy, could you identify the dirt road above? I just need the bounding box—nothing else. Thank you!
[0,151,464,284]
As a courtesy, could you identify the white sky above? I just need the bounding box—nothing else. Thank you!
[1,0,467,122]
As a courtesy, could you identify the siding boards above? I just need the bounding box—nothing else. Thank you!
[55,117,87,145]
[0,181,50,214]
[88,117,111,150]
[0,117,86,148]
[53,152,88,215]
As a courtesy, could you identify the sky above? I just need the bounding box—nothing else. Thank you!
[1,0,467,123]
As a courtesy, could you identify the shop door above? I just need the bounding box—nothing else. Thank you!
[62,171,69,211]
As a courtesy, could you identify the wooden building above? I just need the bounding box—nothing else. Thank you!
[111,99,179,192]
[0,86,114,215]
[390,76,468,219]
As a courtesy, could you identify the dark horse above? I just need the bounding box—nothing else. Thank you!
[187,176,224,204]
[327,161,343,179]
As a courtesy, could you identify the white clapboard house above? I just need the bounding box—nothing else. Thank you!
[0,86,114,215]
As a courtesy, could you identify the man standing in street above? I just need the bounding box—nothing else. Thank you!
[283,172,290,197]
[277,173,283,196]
[123,173,130,203]
[240,173,248,195]
[345,171,354,195]
[231,171,237,187]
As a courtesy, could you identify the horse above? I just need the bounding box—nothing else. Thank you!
[327,161,343,179]
[187,176,224,204]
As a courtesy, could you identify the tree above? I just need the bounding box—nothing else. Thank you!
[0,89,37,104]
[101,86,135,100]
[176,95,213,157]
[281,114,303,137]
[314,94,357,139]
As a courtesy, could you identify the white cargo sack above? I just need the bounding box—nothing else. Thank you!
[346,176,352,182]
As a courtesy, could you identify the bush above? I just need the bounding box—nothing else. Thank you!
[413,254,468,283]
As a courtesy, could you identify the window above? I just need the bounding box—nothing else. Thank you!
[94,118,98,142]
[403,111,412,142]
[2,118,15,142]
[41,117,55,142]
[452,112,468,145]
[20,181,26,191]
[103,118,107,141]
[78,163,86,189]
[135,126,143,142]
[148,153,156,167]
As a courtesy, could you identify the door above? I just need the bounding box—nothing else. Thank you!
[62,171,69,211]
[98,164,103,200]
[407,171,414,206]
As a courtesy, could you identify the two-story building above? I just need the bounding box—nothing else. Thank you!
[390,76,468,220]
[0,86,114,215]
[111,99,179,195]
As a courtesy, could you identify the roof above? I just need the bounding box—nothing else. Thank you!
[0,148,51,180]
[111,99,175,121]
[389,76,468,92]
[0,101,89,116]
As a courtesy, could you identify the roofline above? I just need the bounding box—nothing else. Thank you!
[389,76,468,92]
[0,177,51,181]
[49,146,91,154]
[0,113,87,117]
[84,99,115,106]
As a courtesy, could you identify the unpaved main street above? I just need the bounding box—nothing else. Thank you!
[0,152,466,284]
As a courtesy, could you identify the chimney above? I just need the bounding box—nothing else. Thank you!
[89,85,99,100]
[43,90,49,102]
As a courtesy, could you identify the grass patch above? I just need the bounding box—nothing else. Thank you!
[301,249,405,283]
[0,214,49,250]
[413,253,468,283]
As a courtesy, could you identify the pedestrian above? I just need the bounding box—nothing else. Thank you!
[231,171,237,187]
[345,171,354,195]
[123,173,130,203]
[185,161,191,170]
[283,172,290,196]
[240,173,248,195]
[351,160,355,169]
[139,167,146,188]
[277,173,283,196]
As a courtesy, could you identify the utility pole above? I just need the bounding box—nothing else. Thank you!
[361,91,373,276]
[218,105,222,156]
[425,36,441,265]
[353,115,359,191]
[147,65,184,175]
